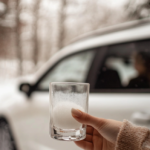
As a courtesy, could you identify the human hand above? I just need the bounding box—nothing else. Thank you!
[71,109,122,150]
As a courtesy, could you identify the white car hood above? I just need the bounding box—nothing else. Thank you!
[0,81,18,103]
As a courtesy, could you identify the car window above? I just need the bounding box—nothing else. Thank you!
[94,40,150,89]
[37,50,96,90]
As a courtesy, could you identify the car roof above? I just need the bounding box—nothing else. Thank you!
[70,18,150,44]
[62,18,150,53]
[35,18,150,81]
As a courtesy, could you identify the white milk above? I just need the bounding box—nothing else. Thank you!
[53,101,84,129]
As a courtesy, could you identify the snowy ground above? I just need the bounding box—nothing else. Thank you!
[0,59,44,100]
[0,59,44,82]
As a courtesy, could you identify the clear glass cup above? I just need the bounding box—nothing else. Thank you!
[49,82,89,141]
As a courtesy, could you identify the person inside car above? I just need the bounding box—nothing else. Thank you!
[127,51,150,88]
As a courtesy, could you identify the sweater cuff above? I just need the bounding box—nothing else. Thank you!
[115,120,149,150]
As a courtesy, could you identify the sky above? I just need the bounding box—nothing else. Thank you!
[107,0,128,7]
[21,0,129,8]
[100,0,128,8]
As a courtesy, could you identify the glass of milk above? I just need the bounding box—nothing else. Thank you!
[49,82,89,141]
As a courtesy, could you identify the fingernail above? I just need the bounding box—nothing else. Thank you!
[71,108,82,118]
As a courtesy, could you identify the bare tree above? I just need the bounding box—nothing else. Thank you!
[57,0,67,50]
[33,0,40,65]
[15,0,22,75]
[125,0,150,19]
[64,0,114,45]
[45,19,52,60]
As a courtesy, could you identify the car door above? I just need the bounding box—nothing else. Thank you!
[24,49,97,150]
[88,39,150,128]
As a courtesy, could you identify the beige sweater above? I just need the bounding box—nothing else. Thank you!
[115,120,150,150]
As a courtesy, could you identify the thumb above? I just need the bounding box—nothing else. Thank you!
[71,108,122,144]
[71,108,106,130]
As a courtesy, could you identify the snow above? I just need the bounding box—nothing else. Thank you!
[0,59,40,82]
[53,101,84,129]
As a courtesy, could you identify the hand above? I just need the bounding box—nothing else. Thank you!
[71,109,122,150]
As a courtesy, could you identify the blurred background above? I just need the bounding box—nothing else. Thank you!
[0,1,150,150]
[0,0,150,81]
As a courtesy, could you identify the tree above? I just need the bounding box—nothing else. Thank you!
[15,0,23,75]
[63,0,115,45]
[57,0,67,50]
[33,0,40,66]
[125,0,150,19]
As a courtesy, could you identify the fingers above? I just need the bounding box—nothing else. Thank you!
[84,134,93,142]
[86,125,94,135]
[74,141,93,150]
[71,108,106,130]
[72,109,122,144]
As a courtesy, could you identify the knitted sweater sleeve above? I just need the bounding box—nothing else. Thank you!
[115,120,150,150]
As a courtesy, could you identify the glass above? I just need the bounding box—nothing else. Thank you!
[38,50,95,90]
[49,82,89,141]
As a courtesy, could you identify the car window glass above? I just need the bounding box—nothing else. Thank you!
[105,57,137,86]
[95,40,150,89]
[37,50,95,90]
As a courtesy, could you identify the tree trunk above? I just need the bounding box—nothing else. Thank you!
[33,0,40,66]
[58,0,67,50]
[15,0,22,75]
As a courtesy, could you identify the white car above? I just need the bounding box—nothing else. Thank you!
[0,18,150,150]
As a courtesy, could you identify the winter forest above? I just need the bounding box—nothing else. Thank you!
[0,0,149,81]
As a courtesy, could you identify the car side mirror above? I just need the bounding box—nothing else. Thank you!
[19,83,32,97]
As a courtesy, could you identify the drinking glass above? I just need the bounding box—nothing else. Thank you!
[49,82,89,141]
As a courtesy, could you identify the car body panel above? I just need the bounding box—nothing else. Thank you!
[1,91,150,150]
